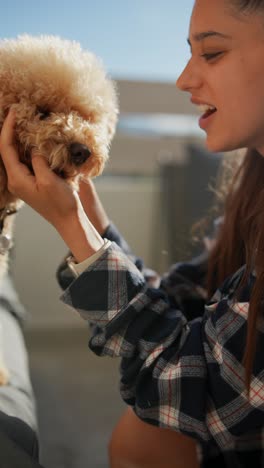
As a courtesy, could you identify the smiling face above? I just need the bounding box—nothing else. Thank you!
[176,0,264,154]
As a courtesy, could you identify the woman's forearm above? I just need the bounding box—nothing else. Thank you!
[79,180,110,236]
[55,200,104,263]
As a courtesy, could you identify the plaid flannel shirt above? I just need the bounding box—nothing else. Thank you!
[58,224,264,467]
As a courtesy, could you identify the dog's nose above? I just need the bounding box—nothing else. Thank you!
[69,143,91,166]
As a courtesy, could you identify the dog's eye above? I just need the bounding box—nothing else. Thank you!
[37,108,50,120]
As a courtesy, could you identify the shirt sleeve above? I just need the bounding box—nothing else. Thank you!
[67,239,112,277]
[60,242,260,451]
[56,221,144,290]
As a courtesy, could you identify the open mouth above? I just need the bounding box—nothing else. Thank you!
[198,104,217,120]
[201,107,217,119]
[197,104,217,129]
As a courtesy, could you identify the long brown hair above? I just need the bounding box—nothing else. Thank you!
[207,148,264,391]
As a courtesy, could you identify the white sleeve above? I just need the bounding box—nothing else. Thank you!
[66,239,112,277]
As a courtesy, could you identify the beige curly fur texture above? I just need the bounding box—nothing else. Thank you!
[0,33,118,252]
[0,35,118,383]
[0,35,118,202]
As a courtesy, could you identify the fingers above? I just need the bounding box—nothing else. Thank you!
[31,152,50,174]
[31,153,60,186]
[0,108,16,148]
[1,110,65,197]
[0,109,20,171]
[79,177,95,196]
[0,109,33,183]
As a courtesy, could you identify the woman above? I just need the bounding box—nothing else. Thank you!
[1,0,264,466]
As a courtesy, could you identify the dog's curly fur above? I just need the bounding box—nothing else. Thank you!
[0,35,118,194]
[0,34,118,384]
[0,34,118,264]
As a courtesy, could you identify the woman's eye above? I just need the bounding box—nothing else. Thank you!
[201,52,222,61]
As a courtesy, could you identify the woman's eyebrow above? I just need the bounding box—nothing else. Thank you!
[187,30,232,48]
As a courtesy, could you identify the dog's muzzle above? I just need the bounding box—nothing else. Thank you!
[69,143,91,166]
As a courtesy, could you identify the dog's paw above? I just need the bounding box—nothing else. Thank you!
[0,364,9,385]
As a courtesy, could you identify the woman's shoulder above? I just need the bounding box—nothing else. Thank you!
[210,264,257,308]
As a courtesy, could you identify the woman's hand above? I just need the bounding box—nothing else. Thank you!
[0,109,79,228]
[0,109,104,262]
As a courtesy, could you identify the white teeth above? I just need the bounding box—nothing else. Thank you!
[197,104,216,114]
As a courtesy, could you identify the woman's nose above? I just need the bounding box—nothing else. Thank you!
[176,59,202,92]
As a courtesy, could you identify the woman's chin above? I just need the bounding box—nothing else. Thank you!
[205,137,240,154]
[204,140,224,154]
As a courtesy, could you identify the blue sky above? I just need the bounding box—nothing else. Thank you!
[1,0,194,82]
